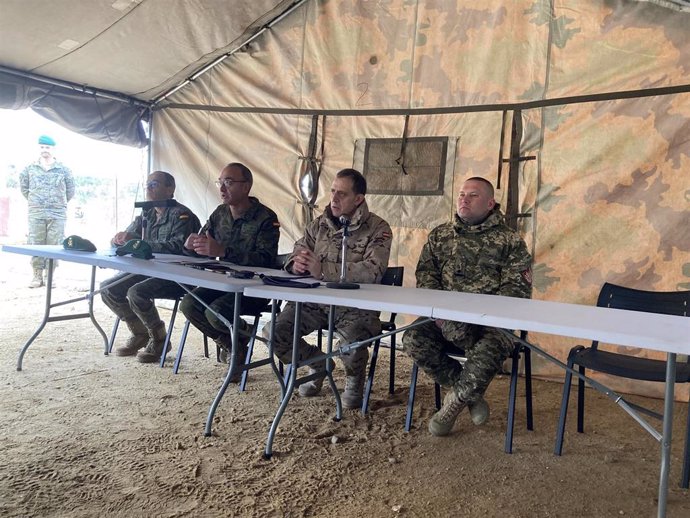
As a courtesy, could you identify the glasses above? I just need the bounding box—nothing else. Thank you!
[146,180,161,189]
[215,179,248,188]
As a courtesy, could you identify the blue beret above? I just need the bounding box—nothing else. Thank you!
[38,135,56,146]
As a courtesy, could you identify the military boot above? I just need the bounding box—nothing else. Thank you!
[217,335,249,383]
[136,323,169,363]
[298,358,336,397]
[468,396,490,426]
[45,264,56,288]
[341,372,366,409]
[428,389,467,437]
[114,318,149,356]
[29,268,44,288]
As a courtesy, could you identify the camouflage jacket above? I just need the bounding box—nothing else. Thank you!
[286,201,392,284]
[198,197,280,267]
[416,206,532,299]
[121,201,201,255]
[19,160,75,218]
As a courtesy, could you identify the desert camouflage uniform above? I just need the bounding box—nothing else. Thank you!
[402,206,532,404]
[271,201,392,377]
[180,198,280,345]
[100,201,201,329]
[20,160,75,269]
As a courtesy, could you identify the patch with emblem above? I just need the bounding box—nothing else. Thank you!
[520,268,533,285]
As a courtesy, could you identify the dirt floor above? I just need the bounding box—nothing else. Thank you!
[0,249,689,518]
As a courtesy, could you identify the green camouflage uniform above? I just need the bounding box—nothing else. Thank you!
[100,201,201,329]
[272,201,392,377]
[402,206,532,404]
[180,198,280,345]
[19,160,75,269]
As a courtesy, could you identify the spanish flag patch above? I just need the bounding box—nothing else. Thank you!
[179,214,189,220]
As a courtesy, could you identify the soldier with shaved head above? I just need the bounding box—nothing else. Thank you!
[403,177,532,436]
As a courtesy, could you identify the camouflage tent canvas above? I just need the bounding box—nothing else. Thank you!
[0,0,688,400]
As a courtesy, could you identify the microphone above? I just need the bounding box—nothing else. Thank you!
[326,214,360,290]
[134,199,178,209]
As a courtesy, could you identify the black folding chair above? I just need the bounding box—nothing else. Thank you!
[362,266,405,414]
[554,282,690,488]
[405,330,533,453]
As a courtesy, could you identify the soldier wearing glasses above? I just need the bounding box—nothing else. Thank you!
[20,135,75,288]
[180,162,280,375]
[100,170,201,363]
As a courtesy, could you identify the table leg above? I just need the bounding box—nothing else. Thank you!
[324,304,342,420]
[17,259,108,371]
[264,301,303,459]
[204,292,242,437]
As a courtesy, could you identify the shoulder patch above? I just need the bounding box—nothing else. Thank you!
[273,221,281,227]
[381,231,391,239]
[179,214,189,220]
[520,268,533,285]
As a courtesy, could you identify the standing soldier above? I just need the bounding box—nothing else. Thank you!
[19,135,75,288]
[402,177,532,436]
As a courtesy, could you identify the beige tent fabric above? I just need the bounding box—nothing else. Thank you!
[153,0,690,400]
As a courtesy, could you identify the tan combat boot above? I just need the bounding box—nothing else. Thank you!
[341,373,366,409]
[298,358,335,397]
[136,323,169,363]
[114,319,149,356]
[29,268,44,288]
[468,397,490,426]
[428,389,467,436]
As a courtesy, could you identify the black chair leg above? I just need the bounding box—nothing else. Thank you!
[389,334,396,395]
[108,317,121,354]
[203,335,209,358]
[434,383,441,410]
[505,345,521,454]
[554,356,576,455]
[362,339,380,415]
[239,317,260,392]
[682,398,690,489]
[576,365,586,433]
[159,299,180,368]
[524,346,534,431]
[405,363,419,432]
[173,320,192,374]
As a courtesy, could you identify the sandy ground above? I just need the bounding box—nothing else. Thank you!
[0,249,689,518]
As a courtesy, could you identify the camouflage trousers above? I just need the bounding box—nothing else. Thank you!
[28,215,66,269]
[268,302,380,377]
[402,318,515,404]
[100,273,186,330]
[179,288,268,345]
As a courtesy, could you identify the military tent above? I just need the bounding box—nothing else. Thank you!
[1,0,689,399]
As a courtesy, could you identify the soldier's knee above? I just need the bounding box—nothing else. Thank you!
[179,293,196,318]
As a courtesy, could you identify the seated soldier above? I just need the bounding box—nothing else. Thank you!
[402,177,533,436]
[101,170,201,363]
[180,162,280,374]
[264,168,392,409]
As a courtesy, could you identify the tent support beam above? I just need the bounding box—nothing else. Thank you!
[158,82,690,116]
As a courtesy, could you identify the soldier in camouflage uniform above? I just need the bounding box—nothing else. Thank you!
[180,162,280,377]
[402,177,532,436]
[19,135,75,288]
[100,170,201,363]
[266,168,392,409]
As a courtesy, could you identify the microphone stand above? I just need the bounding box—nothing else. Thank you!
[326,218,360,290]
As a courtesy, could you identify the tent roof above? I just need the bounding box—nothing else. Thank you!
[0,0,302,146]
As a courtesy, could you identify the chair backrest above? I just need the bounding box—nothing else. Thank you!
[592,282,690,349]
[380,266,404,325]
[275,253,290,269]
[381,266,404,288]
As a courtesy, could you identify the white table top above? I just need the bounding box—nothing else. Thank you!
[245,283,690,356]
[1,245,284,293]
